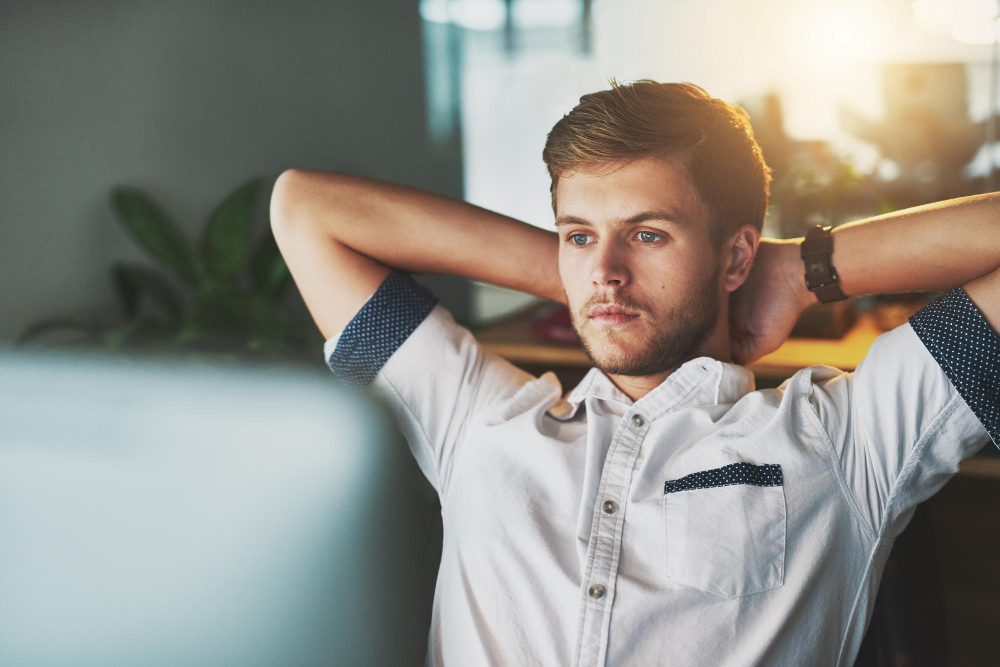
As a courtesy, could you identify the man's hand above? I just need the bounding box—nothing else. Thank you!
[728,238,815,366]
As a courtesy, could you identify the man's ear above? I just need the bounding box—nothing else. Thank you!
[721,225,760,293]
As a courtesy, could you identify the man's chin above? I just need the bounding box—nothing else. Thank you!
[584,323,644,344]
[583,339,646,369]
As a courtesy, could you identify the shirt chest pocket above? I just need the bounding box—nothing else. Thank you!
[662,462,786,599]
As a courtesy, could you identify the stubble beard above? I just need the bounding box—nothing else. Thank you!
[573,268,721,378]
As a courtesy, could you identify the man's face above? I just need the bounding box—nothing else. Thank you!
[556,156,723,377]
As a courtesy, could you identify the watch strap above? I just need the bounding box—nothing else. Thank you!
[801,225,848,303]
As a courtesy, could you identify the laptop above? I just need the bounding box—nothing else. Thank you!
[0,345,437,666]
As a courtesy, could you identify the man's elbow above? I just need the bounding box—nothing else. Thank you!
[269,168,303,233]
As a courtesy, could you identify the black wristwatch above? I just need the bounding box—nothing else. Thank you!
[801,224,848,303]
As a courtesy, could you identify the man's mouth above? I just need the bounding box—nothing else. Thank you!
[589,305,639,326]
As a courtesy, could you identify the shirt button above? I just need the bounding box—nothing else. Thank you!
[602,499,618,514]
[631,413,644,428]
[588,583,606,599]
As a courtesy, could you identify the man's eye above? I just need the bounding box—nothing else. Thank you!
[567,231,663,246]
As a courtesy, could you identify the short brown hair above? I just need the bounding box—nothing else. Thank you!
[542,78,771,253]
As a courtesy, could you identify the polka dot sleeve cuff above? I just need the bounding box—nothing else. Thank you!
[908,286,1000,448]
[326,269,439,388]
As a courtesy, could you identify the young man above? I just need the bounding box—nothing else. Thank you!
[270,79,1000,667]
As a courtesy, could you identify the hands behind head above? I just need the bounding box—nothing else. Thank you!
[728,238,812,366]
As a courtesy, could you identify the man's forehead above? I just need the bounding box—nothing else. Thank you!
[553,156,706,227]
[554,207,694,230]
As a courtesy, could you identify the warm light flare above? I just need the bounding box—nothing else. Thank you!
[911,0,1000,45]
[784,0,885,67]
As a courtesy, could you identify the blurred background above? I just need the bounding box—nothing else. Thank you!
[3,1,1000,664]
[6,0,1000,357]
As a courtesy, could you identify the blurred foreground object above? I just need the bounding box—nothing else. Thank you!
[530,302,580,345]
[0,346,436,667]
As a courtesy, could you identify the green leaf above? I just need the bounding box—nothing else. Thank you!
[16,319,102,346]
[201,178,262,285]
[101,319,148,351]
[876,199,899,216]
[111,187,202,286]
[262,255,290,298]
[249,229,290,299]
[112,262,185,325]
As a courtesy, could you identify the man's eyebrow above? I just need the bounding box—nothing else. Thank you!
[554,209,690,229]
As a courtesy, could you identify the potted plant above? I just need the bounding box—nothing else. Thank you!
[18,177,322,363]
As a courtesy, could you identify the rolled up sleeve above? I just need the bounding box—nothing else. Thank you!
[805,287,997,538]
[324,270,535,499]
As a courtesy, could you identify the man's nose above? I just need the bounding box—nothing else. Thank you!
[590,241,630,287]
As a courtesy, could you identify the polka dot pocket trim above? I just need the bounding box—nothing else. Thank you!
[664,462,783,494]
[327,269,439,388]
[908,287,999,447]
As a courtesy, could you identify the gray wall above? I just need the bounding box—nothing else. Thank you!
[0,0,469,346]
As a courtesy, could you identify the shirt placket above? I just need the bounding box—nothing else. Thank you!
[574,408,650,667]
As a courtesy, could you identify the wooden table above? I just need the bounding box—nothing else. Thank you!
[472,304,1000,479]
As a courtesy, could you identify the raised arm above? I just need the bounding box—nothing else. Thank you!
[269,168,564,339]
[791,191,1000,331]
[731,192,1000,365]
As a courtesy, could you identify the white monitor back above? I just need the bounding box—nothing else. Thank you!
[0,346,435,667]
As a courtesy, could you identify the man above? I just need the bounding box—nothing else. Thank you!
[270,79,999,666]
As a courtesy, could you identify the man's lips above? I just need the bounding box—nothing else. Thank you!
[589,305,640,325]
[590,305,638,318]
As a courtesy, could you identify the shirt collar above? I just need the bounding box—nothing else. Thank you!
[545,356,756,421]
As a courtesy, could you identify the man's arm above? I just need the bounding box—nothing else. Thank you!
[730,192,1000,365]
[269,169,563,339]
[786,194,1000,538]
[786,192,1000,326]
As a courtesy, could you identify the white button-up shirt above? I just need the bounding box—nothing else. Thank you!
[324,271,998,667]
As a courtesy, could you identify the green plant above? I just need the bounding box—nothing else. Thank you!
[18,177,322,361]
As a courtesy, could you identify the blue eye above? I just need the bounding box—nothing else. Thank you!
[566,231,664,247]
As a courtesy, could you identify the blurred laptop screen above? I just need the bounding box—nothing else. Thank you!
[0,346,434,667]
